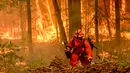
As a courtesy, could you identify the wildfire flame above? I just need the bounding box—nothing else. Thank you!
[0,0,130,43]
[34,0,56,42]
[1,26,21,40]
[35,0,44,42]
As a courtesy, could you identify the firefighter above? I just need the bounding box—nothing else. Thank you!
[67,29,93,68]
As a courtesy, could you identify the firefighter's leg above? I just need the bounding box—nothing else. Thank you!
[70,53,79,68]
[79,56,89,66]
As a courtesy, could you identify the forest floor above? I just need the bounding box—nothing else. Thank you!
[29,56,130,73]
[1,39,130,73]
[27,40,130,73]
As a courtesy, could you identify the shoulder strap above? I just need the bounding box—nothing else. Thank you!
[87,37,94,49]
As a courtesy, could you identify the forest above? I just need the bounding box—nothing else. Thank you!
[0,0,130,73]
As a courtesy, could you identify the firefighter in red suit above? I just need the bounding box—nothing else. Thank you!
[67,29,93,68]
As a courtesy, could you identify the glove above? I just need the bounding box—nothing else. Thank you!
[88,56,92,62]
[65,48,71,59]
[65,47,70,52]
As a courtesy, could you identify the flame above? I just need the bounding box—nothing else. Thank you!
[35,0,56,42]
[0,0,57,43]
[0,0,130,43]
[99,51,110,58]
[35,0,44,42]
[2,31,9,39]
[110,0,115,19]
[1,27,21,40]
[62,42,64,45]
[121,0,125,14]
[121,32,130,40]
[46,0,54,26]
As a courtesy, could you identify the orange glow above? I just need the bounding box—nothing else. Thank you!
[110,0,115,19]
[35,0,56,42]
[1,28,21,40]
[35,0,44,42]
[99,51,110,58]
[121,0,125,14]
[60,0,69,38]
[121,32,130,40]
[46,0,54,26]
[0,0,57,43]
[0,0,130,43]
[2,31,10,39]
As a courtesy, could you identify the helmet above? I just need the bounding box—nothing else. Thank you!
[74,29,84,38]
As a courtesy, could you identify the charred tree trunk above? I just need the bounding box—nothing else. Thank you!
[52,0,67,43]
[68,0,81,40]
[27,0,33,54]
[115,0,120,45]
[94,0,100,62]
[95,0,99,44]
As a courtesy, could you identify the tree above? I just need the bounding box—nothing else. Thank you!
[103,0,112,41]
[95,0,99,44]
[27,0,33,54]
[20,1,26,46]
[68,0,81,39]
[94,0,100,62]
[115,0,120,45]
[52,0,67,43]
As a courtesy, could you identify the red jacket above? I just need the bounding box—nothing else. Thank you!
[68,38,92,58]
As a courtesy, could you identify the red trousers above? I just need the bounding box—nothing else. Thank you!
[70,53,89,67]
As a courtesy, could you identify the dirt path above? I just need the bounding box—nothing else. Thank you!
[28,42,68,66]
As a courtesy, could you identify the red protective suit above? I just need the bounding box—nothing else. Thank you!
[68,38,92,67]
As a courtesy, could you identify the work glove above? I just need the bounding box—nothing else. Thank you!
[65,48,71,59]
[88,56,92,62]
[65,47,70,52]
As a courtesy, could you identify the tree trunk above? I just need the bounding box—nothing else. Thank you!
[103,0,112,41]
[27,0,33,54]
[52,0,67,43]
[68,0,81,40]
[20,1,25,46]
[95,0,99,44]
[94,0,100,62]
[115,0,120,45]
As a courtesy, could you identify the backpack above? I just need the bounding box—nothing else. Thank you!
[86,37,97,50]
[81,37,95,55]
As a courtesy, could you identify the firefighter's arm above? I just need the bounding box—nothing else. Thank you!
[67,39,73,51]
[84,40,93,61]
